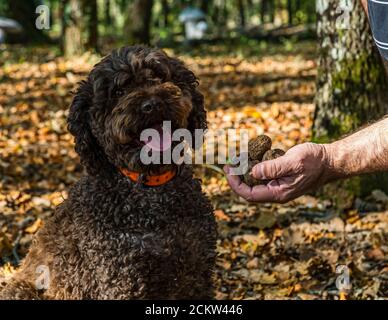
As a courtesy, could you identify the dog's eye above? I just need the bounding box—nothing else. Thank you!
[114,89,124,98]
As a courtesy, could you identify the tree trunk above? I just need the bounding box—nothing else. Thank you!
[295,0,301,12]
[223,0,229,27]
[261,0,267,23]
[104,0,112,26]
[237,0,246,28]
[64,0,85,56]
[306,0,315,24]
[161,0,170,28]
[269,0,275,23]
[84,0,99,52]
[200,0,210,14]
[314,0,388,196]
[246,0,254,21]
[287,0,293,25]
[59,0,68,54]
[125,0,154,45]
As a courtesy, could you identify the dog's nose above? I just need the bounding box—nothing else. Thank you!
[141,98,162,114]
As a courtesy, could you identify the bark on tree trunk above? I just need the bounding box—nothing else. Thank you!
[211,1,221,28]
[84,0,99,52]
[64,0,85,56]
[246,0,254,21]
[222,0,229,27]
[237,0,246,28]
[161,0,170,28]
[59,0,68,54]
[287,0,293,25]
[104,0,112,26]
[296,0,301,12]
[261,0,267,23]
[314,0,388,196]
[200,0,210,14]
[125,0,154,45]
[269,0,275,23]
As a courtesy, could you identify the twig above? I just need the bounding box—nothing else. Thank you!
[200,164,225,175]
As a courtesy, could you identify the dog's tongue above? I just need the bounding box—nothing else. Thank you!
[144,125,172,152]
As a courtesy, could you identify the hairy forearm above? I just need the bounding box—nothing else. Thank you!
[324,118,388,179]
[226,117,387,203]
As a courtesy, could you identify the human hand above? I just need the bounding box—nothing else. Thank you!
[224,143,333,203]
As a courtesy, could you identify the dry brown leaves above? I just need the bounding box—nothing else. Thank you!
[0,44,387,300]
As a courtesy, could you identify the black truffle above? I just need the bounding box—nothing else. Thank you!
[248,135,272,161]
[239,135,286,187]
[262,149,286,161]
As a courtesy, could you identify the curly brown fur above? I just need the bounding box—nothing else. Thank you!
[0,46,216,300]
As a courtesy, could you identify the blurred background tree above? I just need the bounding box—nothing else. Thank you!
[64,0,85,56]
[1,0,50,42]
[125,0,154,44]
[0,0,318,51]
[313,0,388,196]
[314,0,387,140]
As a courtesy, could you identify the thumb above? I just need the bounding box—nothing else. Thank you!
[251,156,296,180]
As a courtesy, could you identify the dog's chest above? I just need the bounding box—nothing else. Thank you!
[75,186,215,298]
[56,176,217,299]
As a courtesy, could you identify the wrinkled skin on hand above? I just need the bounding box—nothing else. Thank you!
[224,143,331,203]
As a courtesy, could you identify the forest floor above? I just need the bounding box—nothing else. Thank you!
[0,42,387,300]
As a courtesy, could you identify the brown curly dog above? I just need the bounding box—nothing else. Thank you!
[0,46,217,300]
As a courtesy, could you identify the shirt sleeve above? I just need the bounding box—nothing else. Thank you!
[368,0,388,60]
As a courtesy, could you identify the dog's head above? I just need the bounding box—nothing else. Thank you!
[67,46,206,176]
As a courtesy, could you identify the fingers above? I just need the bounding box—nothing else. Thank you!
[224,166,284,203]
[223,142,320,203]
[251,156,296,180]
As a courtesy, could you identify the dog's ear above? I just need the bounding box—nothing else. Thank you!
[67,80,111,176]
[188,88,207,132]
[187,87,207,149]
[166,55,207,135]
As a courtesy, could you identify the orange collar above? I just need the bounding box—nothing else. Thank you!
[120,168,176,187]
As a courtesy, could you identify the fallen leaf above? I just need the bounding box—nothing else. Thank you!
[25,218,43,234]
[214,209,231,222]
